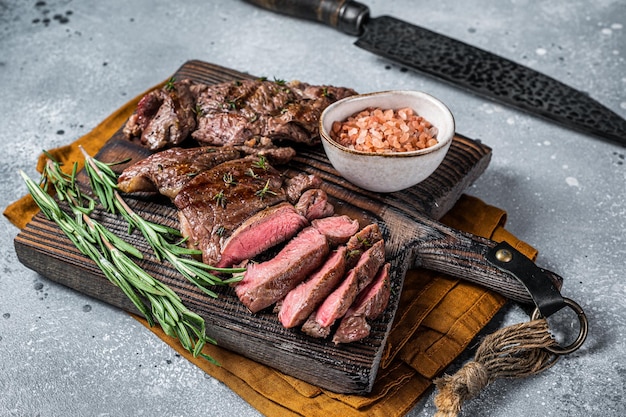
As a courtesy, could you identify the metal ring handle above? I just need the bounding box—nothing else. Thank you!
[531,297,588,355]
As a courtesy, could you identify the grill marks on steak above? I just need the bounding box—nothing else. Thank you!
[174,158,288,265]
[123,78,357,150]
[117,146,242,198]
[117,145,296,199]
[192,79,357,147]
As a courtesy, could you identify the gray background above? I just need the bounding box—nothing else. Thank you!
[1,0,625,416]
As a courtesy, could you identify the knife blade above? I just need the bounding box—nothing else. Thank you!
[243,0,626,147]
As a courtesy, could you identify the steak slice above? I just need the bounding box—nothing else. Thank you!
[302,239,385,336]
[278,246,347,328]
[235,227,329,313]
[311,215,360,246]
[215,202,308,268]
[123,79,197,150]
[332,263,391,344]
[117,146,242,198]
[285,175,322,204]
[174,157,288,265]
[295,189,334,221]
[346,223,384,269]
[192,79,357,146]
[117,145,297,200]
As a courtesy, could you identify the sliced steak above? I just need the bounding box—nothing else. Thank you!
[332,263,391,344]
[285,174,322,204]
[278,246,347,328]
[295,189,334,221]
[234,227,329,313]
[301,313,332,339]
[192,79,357,147]
[174,157,289,265]
[117,144,297,199]
[216,202,308,268]
[311,215,360,246]
[302,239,385,336]
[346,223,384,269]
[123,79,197,150]
[117,146,242,198]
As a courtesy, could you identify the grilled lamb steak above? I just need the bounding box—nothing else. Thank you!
[123,78,357,150]
[117,145,297,199]
[302,239,386,337]
[192,79,357,147]
[332,262,391,344]
[234,226,330,313]
[118,146,324,267]
[117,146,242,198]
[278,246,347,328]
[174,157,289,265]
[123,79,197,150]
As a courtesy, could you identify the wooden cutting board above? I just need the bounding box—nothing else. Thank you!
[14,60,495,394]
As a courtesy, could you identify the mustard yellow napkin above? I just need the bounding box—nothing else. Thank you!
[4,85,537,417]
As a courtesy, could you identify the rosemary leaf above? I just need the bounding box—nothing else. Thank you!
[22,165,222,365]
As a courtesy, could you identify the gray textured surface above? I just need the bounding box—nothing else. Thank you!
[1,1,625,416]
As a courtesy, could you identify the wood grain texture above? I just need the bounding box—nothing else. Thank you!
[15,60,510,394]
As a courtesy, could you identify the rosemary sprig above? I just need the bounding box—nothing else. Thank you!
[245,168,259,179]
[20,169,219,364]
[213,190,227,209]
[77,147,244,297]
[252,155,268,170]
[255,179,277,200]
[164,76,176,92]
[223,172,237,187]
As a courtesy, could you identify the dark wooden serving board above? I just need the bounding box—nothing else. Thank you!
[15,60,506,394]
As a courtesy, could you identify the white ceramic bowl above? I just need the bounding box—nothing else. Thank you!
[319,90,455,193]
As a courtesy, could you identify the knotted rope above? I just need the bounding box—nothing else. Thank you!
[433,318,559,417]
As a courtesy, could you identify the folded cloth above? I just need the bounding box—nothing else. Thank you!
[4,84,537,417]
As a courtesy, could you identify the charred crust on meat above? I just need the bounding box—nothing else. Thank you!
[123,78,357,151]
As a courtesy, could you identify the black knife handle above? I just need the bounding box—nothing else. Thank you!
[243,0,369,36]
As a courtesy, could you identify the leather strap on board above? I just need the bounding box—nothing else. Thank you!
[486,241,565,318]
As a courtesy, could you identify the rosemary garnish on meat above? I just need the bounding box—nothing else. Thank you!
[79,147,244,296]
[21,167,220,364]
[20,149,246,365]
[255,179,277,200]
[213,190,227,208]
[252,155,268,170]
[245,168,259,179]
[164,76,176,91]
[222,172,237,186]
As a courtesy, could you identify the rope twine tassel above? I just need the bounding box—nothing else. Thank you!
[433,318,560,417]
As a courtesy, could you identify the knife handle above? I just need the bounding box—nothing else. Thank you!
[243,0,369,36]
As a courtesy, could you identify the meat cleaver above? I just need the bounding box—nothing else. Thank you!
[243,0,626,146]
